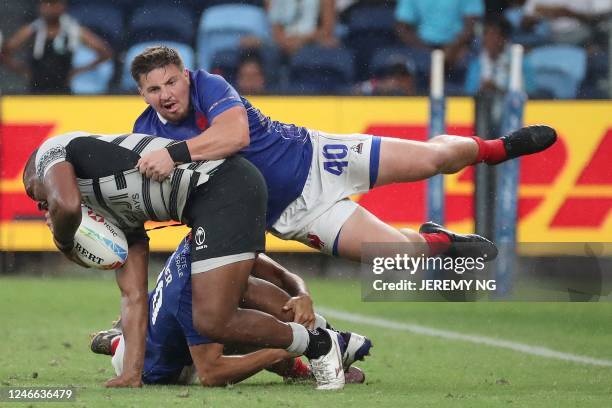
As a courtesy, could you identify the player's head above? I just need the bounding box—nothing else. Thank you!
[131,46,190,123]
[39,0,66,23]
[22,148,46,204]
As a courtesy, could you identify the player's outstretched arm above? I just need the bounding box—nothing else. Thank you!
[190,343,290,387]
[106,239,149,388]
[135,106,248,181]
[185,105,249,161]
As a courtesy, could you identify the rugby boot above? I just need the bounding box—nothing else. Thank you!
[90,328,122,355]
[498,125,557,164]
[345,366,366,384]
[420,222,498,261]
[340,331,372,372]
[309,329,346,390]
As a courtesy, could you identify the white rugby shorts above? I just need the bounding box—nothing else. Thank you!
[270,130,381,255]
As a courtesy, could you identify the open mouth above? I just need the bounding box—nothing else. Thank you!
[162,101,178,113]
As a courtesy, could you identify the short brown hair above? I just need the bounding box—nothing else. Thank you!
[130,46,184,85]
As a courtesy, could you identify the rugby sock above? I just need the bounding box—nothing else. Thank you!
[304,329,332,360]
[469,136,507,165]
[421,232,452,256]
[288,358,311,379]
[286,322,310,355]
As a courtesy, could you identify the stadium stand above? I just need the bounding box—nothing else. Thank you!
[344,3,399,80]
[196,3,270,71]
[127,4,195,46]
[528,45,587,99]
[71,45,114,94]
[0,0,609,98]
[289,44,354,94]
[68,3,124,49]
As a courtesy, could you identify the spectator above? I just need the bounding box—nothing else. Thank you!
[521,0,612,45]
[236,52,267,95]
[268,0,339,56]
[464,16,535,95]
[355,57,417,96]
[395,0,485,66]
[1,0,112,94]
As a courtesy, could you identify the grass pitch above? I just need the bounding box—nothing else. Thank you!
[1,275,612,407]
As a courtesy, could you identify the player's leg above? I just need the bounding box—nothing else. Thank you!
[191,261,295,347]
[375,135,478,186]
[297,197,496,262]
[186,157,345,389]
[375,125,557,187]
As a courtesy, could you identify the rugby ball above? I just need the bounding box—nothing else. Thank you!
[73,205,128,269]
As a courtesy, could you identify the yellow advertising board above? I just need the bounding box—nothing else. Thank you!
[1,96,610,251]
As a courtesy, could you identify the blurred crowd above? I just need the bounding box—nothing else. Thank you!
[0,0,610,98]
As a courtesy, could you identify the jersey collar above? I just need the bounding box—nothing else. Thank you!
[156,111,168,125]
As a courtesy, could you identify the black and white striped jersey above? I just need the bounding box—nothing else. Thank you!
[35,132,224,233]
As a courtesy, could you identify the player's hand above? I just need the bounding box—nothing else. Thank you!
[282,294,315,329]
[105,374,142,388]
[136,149,175,182]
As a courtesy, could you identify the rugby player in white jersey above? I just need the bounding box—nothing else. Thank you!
[22,132,348,389]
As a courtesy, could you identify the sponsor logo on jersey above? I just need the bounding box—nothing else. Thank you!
[351,143,363,154]
[87,208,104,223]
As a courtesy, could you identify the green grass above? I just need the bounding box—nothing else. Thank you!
[1,276,612,407]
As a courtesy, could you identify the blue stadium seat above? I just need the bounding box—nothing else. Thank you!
[289,45,354,94]
[528,45,587,99]
[68,4,124,48]
[370,47,430,75]
[344,5,399,80]
[203,0,265,8]
[197,4,271,71]
[71,45,114,94]
[120,41,195,91]
[128,4,195,46]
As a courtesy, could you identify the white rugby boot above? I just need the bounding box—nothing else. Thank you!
[308,329,345,390]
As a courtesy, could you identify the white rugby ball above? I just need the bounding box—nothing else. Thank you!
[73,205,128,269]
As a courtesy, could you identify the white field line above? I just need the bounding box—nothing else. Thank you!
[319,307,612,367]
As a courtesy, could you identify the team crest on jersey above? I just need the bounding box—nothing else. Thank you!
[196,112,208,130]
[195,227,207,250]
[351,143,363,154]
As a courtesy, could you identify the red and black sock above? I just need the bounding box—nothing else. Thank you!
[470,136,507,165]
[421,232,451,256]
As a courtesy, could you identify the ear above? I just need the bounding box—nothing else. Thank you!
[184,69,190,84]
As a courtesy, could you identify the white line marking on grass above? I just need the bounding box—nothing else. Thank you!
[319,307,612,367]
